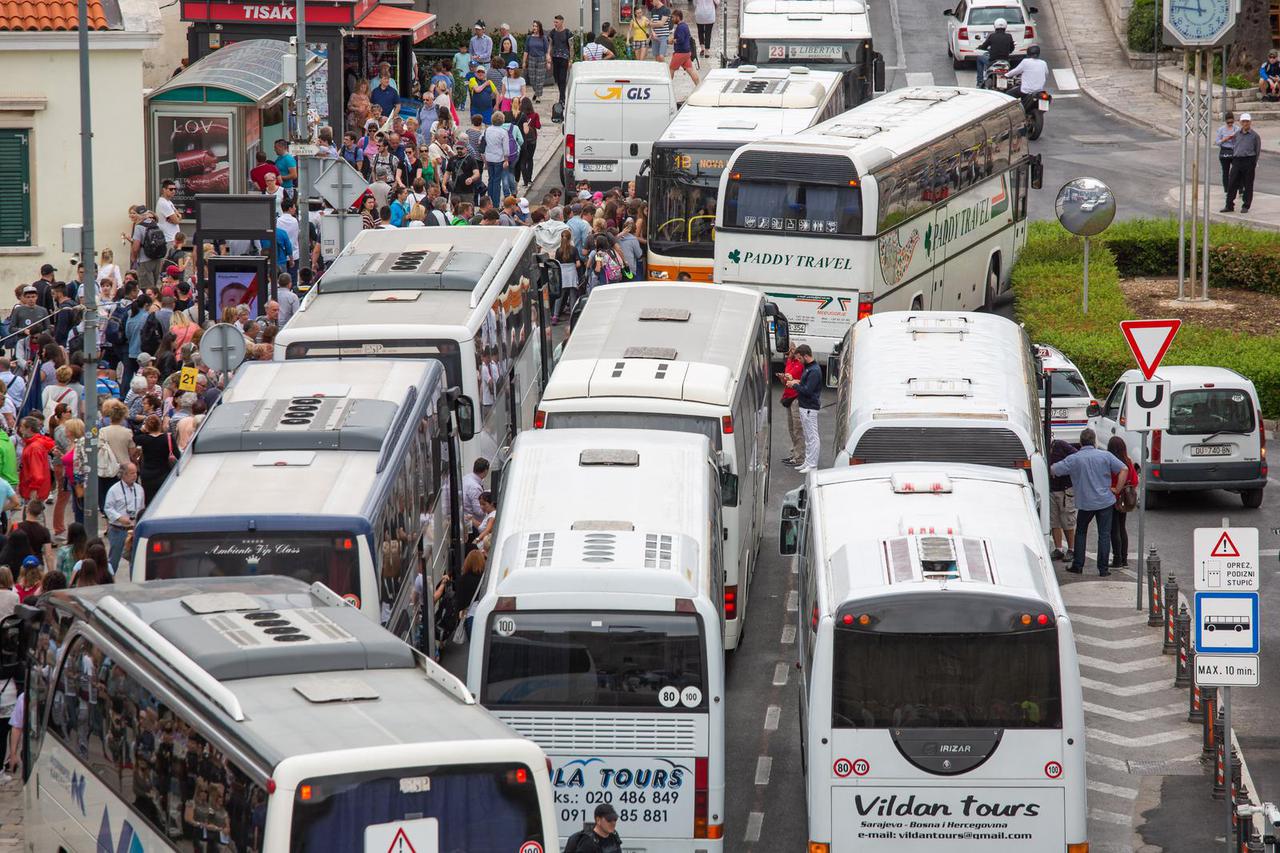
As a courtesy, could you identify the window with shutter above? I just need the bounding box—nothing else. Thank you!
[0,130,31,246]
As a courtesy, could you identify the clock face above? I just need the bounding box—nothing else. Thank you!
[1166,0,1231,45]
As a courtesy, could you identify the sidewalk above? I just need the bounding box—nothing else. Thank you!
[1164,183,1280,232]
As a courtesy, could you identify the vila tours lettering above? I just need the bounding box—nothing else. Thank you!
[854,793,1041,818]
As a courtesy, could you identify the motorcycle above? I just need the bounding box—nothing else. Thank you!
[983,61,1051,141]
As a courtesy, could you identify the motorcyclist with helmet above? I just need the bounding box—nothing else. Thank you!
[1006,44,1049,98]
[976,18,1015,87]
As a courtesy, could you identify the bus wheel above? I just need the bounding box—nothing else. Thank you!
[982,258,1000,311]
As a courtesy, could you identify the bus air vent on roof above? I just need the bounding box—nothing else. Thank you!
[580,532,617,563]
[524,531,556,567]
[644,533,675,569]
[194,396,397,453]
[571,520,636,531]
[580,448,640,466]
[899,87,963,102]
[906,315,970,335]
[728,77,787,95]
[828,124,883,139]
[375,249,451,275]
[918,535,960,579]
[294,677,380,703]
[907,378,972,397]
[180,592,263,614]
[638,307,691,322]
[204,608,358,649]
[624,346,679,360]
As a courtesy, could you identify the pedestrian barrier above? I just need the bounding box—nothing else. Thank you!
[1201,686,1217,750]
[1174,604,1193,688]
[1163,573,1180,655]
[1146,545,1164,627]
[1190,674,1204,723]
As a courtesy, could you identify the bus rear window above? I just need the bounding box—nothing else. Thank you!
[724,179,862,236]
[1168,389,1256,436]
[832,629,1062,729]
[483,611,708,711]
[544,411,722,451]
[290,763,545,853]
[146,533,360,599]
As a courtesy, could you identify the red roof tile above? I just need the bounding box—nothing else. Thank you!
[0,0,110,30]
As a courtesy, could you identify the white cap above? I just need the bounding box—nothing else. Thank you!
[518,197,530,213]
[1240,112,1253,121]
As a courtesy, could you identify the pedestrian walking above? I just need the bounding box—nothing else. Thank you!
[693,0,718,57]
[668,11,700,85]
[549,15,574,105]
[483,112,513,206]
[629,9,651,60]
[785,344,822,473]
[650,0,672,62]
[564,803,623,853]
[524,20,549,101]
[777,344,805,465]
[1107,436,1138,568]
[1049,428,1127,576]
[501,61,527,114]
[1215,112,1237,195]
[1048,439,1077,563]
[468,66,499,124]
[104,462,145,573]
[515,98,541,189]
[470,21,494,67]
[1222,113,1260,213]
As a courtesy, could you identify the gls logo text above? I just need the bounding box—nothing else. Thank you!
[594,86,653,101]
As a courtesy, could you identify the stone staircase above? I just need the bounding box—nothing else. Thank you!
[1155,66,1280,123]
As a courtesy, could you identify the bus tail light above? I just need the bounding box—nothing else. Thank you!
[534,409,546,429]
[1024,25,1034,38]
[334,537,354,550]
[848,457,866,465]
[565,134,576,170]
[299,784,313,801]
[1067,844,1090,853]
[151,539,171,555]
[266,778,277,795]
[495,596,517,611]
[809,844,830,853]
[856,292,874,321]
[692,757,711,838]
[722,415,734,434]
[724,586,737,621]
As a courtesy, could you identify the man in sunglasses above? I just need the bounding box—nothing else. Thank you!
[564,803,622,852]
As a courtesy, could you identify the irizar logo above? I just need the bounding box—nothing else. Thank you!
[97,807,145,853]
[70,769,86,814]
[938,744,972,753]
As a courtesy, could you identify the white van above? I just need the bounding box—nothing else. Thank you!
[1088,366,1267,508]
[830,311,1050,534]
[562,60,677,189]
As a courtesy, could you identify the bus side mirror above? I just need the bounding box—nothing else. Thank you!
[539,258,562,300]
[779,491,803,555]
[720,467,740,508]
[0,614,24,680]
[452,395,476,442]
[1086,401,1101,418]
[826,355,840,388]
[1030,155,1044,190]
[764,303,790,353]
[873,52,886,94]
[569,294,588,332]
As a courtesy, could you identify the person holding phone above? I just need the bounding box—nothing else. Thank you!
[776,344,805,465]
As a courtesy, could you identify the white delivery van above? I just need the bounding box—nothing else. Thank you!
[1089,366,1268,508]
[562,60,677,189]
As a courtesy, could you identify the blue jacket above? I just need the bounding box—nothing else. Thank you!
[796,360,822,410]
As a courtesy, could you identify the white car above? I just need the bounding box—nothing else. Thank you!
[1036,344,1095,444]
[944,0,1039,69]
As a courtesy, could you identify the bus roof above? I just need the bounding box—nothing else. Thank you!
[659,66,843,144]
[845,310,1037,430]
[804,462,1062,613]
[541,281,762,408]
[139,359,443,529]
[740,86,1017,171]
[488,429,715,601]
[739,0,870,39]
[47,577,523,768]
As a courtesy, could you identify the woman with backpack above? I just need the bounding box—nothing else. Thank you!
[586,234,626,291]
[515,97,540,191]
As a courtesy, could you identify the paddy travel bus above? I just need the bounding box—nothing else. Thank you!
[780,463,1086,853]
[467,429,727,851]
[648,65,847,282]
[14,576,558,852]
[715,86,1041,358]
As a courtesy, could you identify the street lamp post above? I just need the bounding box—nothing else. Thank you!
[78,0,101,538]
[295,0,311,273]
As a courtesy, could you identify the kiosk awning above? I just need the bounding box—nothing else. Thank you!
[353,6,434,41]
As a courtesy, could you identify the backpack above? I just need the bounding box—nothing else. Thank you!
[595,251,623,283]
[140,220,167,260]
[505,126,520,160]
[105,304,129,350]
[140,312,163,356]
[562,830,593,853]
[96,433,120,478]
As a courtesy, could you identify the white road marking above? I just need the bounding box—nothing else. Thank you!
[1086,727,1195,747]
[1087,753,1130,772]
[764,704,781,731]
[1078,654,1167,673]
[745,811,765,843]
[1080,676,1175,696]
[773,662,790,686]
[1083,700,1186,722]
[1089,780,1139,800]
[887,0,907,79]
[1071,613,1152,629]
[1053,67,1080,90]
[1089,808,1133,826]
[786,590,798,611]
[1075,634,1159,650]
[905,72,935,87]
[755,756,773,786]
[781,624,796,645]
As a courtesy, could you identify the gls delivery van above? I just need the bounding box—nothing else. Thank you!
[562,60,677,189]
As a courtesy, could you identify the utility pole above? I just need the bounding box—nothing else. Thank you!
[78,0,101,538]
[294,0,311,278]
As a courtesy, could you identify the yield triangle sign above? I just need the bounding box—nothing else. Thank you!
[387,827,417,853]
[1119,319,1181,381]
[1210,531,1241,558]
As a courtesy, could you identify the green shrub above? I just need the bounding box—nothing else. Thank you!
[1127,0,1161,52]
[1097,218,1280,296]
[1208,244,1280,294]
[1012,221,1280,415]
[1226,73,1252,90]
[421,23,472,50]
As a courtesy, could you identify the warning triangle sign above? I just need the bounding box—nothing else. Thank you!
[1119,319,1182,381]
[1210,531,1241,558]
[387,828,417,853]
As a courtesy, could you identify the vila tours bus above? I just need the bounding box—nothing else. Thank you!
[467,428,727,851]
[11,576,559,852]
[647,65,847,282]
[132,359,475,652]
[535,281,789,650]
[736,0,884,107]
[273,226,554,474]
[780,463,1086,853]
[715,86,1042,358]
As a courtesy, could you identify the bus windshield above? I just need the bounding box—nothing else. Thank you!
[742,39,863,67]
[483,611,708,711]
[283,340,463,387]
[649,147,729,256]
[544,411,722,451]
[290,763,545,853]
[831,628,1062,729]
[146,532,361,599]
[1038,370,1090,399]
[723,178,863,236]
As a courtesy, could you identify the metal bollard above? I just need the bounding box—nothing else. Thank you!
[1189,674,1204,723]
[1163,573,1180,654]
[1175,604,1192,687]
[1215,737,1226,799]
[1203,686,1218,756]
[1147,545,1163,627]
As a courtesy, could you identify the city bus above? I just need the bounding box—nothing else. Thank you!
[779,463,1086,853]
[466,428,727,851]
[535,281,788,650]
[132,359,475,651]
[647,65,848,282]
[736,0,883,107]
[715,86,1042,358]
[829,311,1050,535]
[12,576,559,852]
[273,226,553,473]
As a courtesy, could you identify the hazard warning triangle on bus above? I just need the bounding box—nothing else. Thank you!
[1210,531,1241,558]
[1119,319,1181,381]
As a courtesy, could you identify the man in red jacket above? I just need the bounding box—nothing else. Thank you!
[18,417,54,503]
[775,343,805,465]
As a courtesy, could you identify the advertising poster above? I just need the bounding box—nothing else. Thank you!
[156,112,233,218]
[306,42,330,127]
[213,268,261,318]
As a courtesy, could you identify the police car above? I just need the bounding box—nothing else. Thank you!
[1036,344,1095,443]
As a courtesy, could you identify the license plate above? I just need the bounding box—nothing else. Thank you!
[580,161,616,172]
[1038,99,1050,111]
[996,77,1008,89]
[788,321,807,334]
[1191,444,1232,457]
[1052,408,1068,419]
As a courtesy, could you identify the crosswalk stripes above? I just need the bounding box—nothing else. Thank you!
[1053,66,1081,90]
[904,72,935,87]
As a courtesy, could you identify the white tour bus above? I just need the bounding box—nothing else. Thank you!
[715,86,1042,358]
[13,576,559,853]
[780,463,1086,853]
[466,428,727,851]
[735,0,884,108]
[535,281,789,650]
[829,311,1050,534]
[274,226,554,473]
[132,359,475,652]
[647,65,848,283]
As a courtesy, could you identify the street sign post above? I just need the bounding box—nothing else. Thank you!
[1194,591,1260,654]
[1195,654,1260,687]
[1124,381,1171,432]
[1194,527,1259,592]
[1119,319,1182,380]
